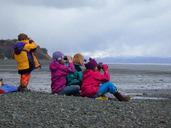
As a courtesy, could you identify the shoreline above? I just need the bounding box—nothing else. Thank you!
[124,88,171,100]
[31,88,171,100]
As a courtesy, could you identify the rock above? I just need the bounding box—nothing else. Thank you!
[0,39,51,60]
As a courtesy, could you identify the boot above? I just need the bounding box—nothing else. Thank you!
[17,85,23,92]
[18,86,30,92]
[96,95,109,100]
[114,92,130,101]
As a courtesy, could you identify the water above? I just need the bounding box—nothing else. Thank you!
[0,60,171,93]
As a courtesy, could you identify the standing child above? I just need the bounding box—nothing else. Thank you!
[14,33,41,92]
[67,53,84,87]
[81,58,130,101]
[49,51,80,95]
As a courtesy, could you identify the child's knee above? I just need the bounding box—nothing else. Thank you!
[108,82,117,93]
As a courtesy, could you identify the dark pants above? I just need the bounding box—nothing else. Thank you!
[58,85,80,96]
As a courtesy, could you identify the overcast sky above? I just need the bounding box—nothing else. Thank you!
[0,0,171,57]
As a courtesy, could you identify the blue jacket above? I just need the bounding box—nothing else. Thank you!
[0,84,17,93]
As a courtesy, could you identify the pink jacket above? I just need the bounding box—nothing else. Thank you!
[81,67,110,97]
[49,60,74,93]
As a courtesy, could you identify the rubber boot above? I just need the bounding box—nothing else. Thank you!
[114,92,130,101]
[17,85,24,92]
[18,86,30,92]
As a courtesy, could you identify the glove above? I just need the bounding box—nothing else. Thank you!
[102,64,108,71]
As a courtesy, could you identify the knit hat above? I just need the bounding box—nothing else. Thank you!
[85,58,98,70]
[52,51,64,61]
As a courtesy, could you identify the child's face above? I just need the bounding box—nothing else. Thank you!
[0,81,3,86]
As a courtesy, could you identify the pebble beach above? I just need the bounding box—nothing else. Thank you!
[0,91,171,128]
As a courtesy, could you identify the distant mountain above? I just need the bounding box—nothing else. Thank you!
[0,39,51,60]
[96,56,171,64]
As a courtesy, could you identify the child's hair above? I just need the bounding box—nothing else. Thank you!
[18,33,28,41]
[73,53,84,65]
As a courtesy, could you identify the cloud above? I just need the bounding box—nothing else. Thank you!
[1,0,105,8]
[0,0,171,57]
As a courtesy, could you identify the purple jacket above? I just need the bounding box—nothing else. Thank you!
[49,60,75,93]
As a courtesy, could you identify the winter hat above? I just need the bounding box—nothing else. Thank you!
[52,51,64,61]
[85,58,98,70]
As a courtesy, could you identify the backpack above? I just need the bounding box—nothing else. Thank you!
[14,42,25,55]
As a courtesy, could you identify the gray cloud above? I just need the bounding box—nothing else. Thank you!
[0,0,171,57]
[1,0,105,8]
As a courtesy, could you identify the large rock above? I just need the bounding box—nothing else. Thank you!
[0,39,51,60]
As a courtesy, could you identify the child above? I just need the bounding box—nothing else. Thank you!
[14,33,41,92]
[0,78,17,94]
[67,53,84,87]
[49,51,80,95]
[80,59,130,101]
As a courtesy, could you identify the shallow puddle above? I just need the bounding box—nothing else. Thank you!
[132,96,168,100]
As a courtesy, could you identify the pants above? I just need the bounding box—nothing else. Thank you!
[95,82,118,97]
[58,85,80,96]
[0,89,5,94]
[20,73,31,88]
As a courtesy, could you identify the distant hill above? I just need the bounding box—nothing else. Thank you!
[96,56,171,64]
[0,39,51,60]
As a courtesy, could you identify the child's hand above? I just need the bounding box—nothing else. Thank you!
[102,64,108,71]
[29,40,34,44]
[67,56,73,63]
[28,37,34,44]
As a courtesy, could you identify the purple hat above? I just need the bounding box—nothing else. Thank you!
[85,59,98,69]
[52,51,64,61]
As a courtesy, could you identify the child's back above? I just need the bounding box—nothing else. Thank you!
[50,60,74,93]
[81,69,109,97]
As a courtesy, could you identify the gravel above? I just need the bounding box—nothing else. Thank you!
[0,92,171,128]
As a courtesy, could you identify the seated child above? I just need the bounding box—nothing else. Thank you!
[49,51,80,95]
[0,78,17,94]
[67,53,84,87]
[80,59,130,101]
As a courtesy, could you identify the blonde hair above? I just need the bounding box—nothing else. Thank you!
[73,53,84,65]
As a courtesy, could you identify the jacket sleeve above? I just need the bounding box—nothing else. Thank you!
[94,70,110,82]
[24,42,37,52]
[77,71,83,81]
[60,63,75,75]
